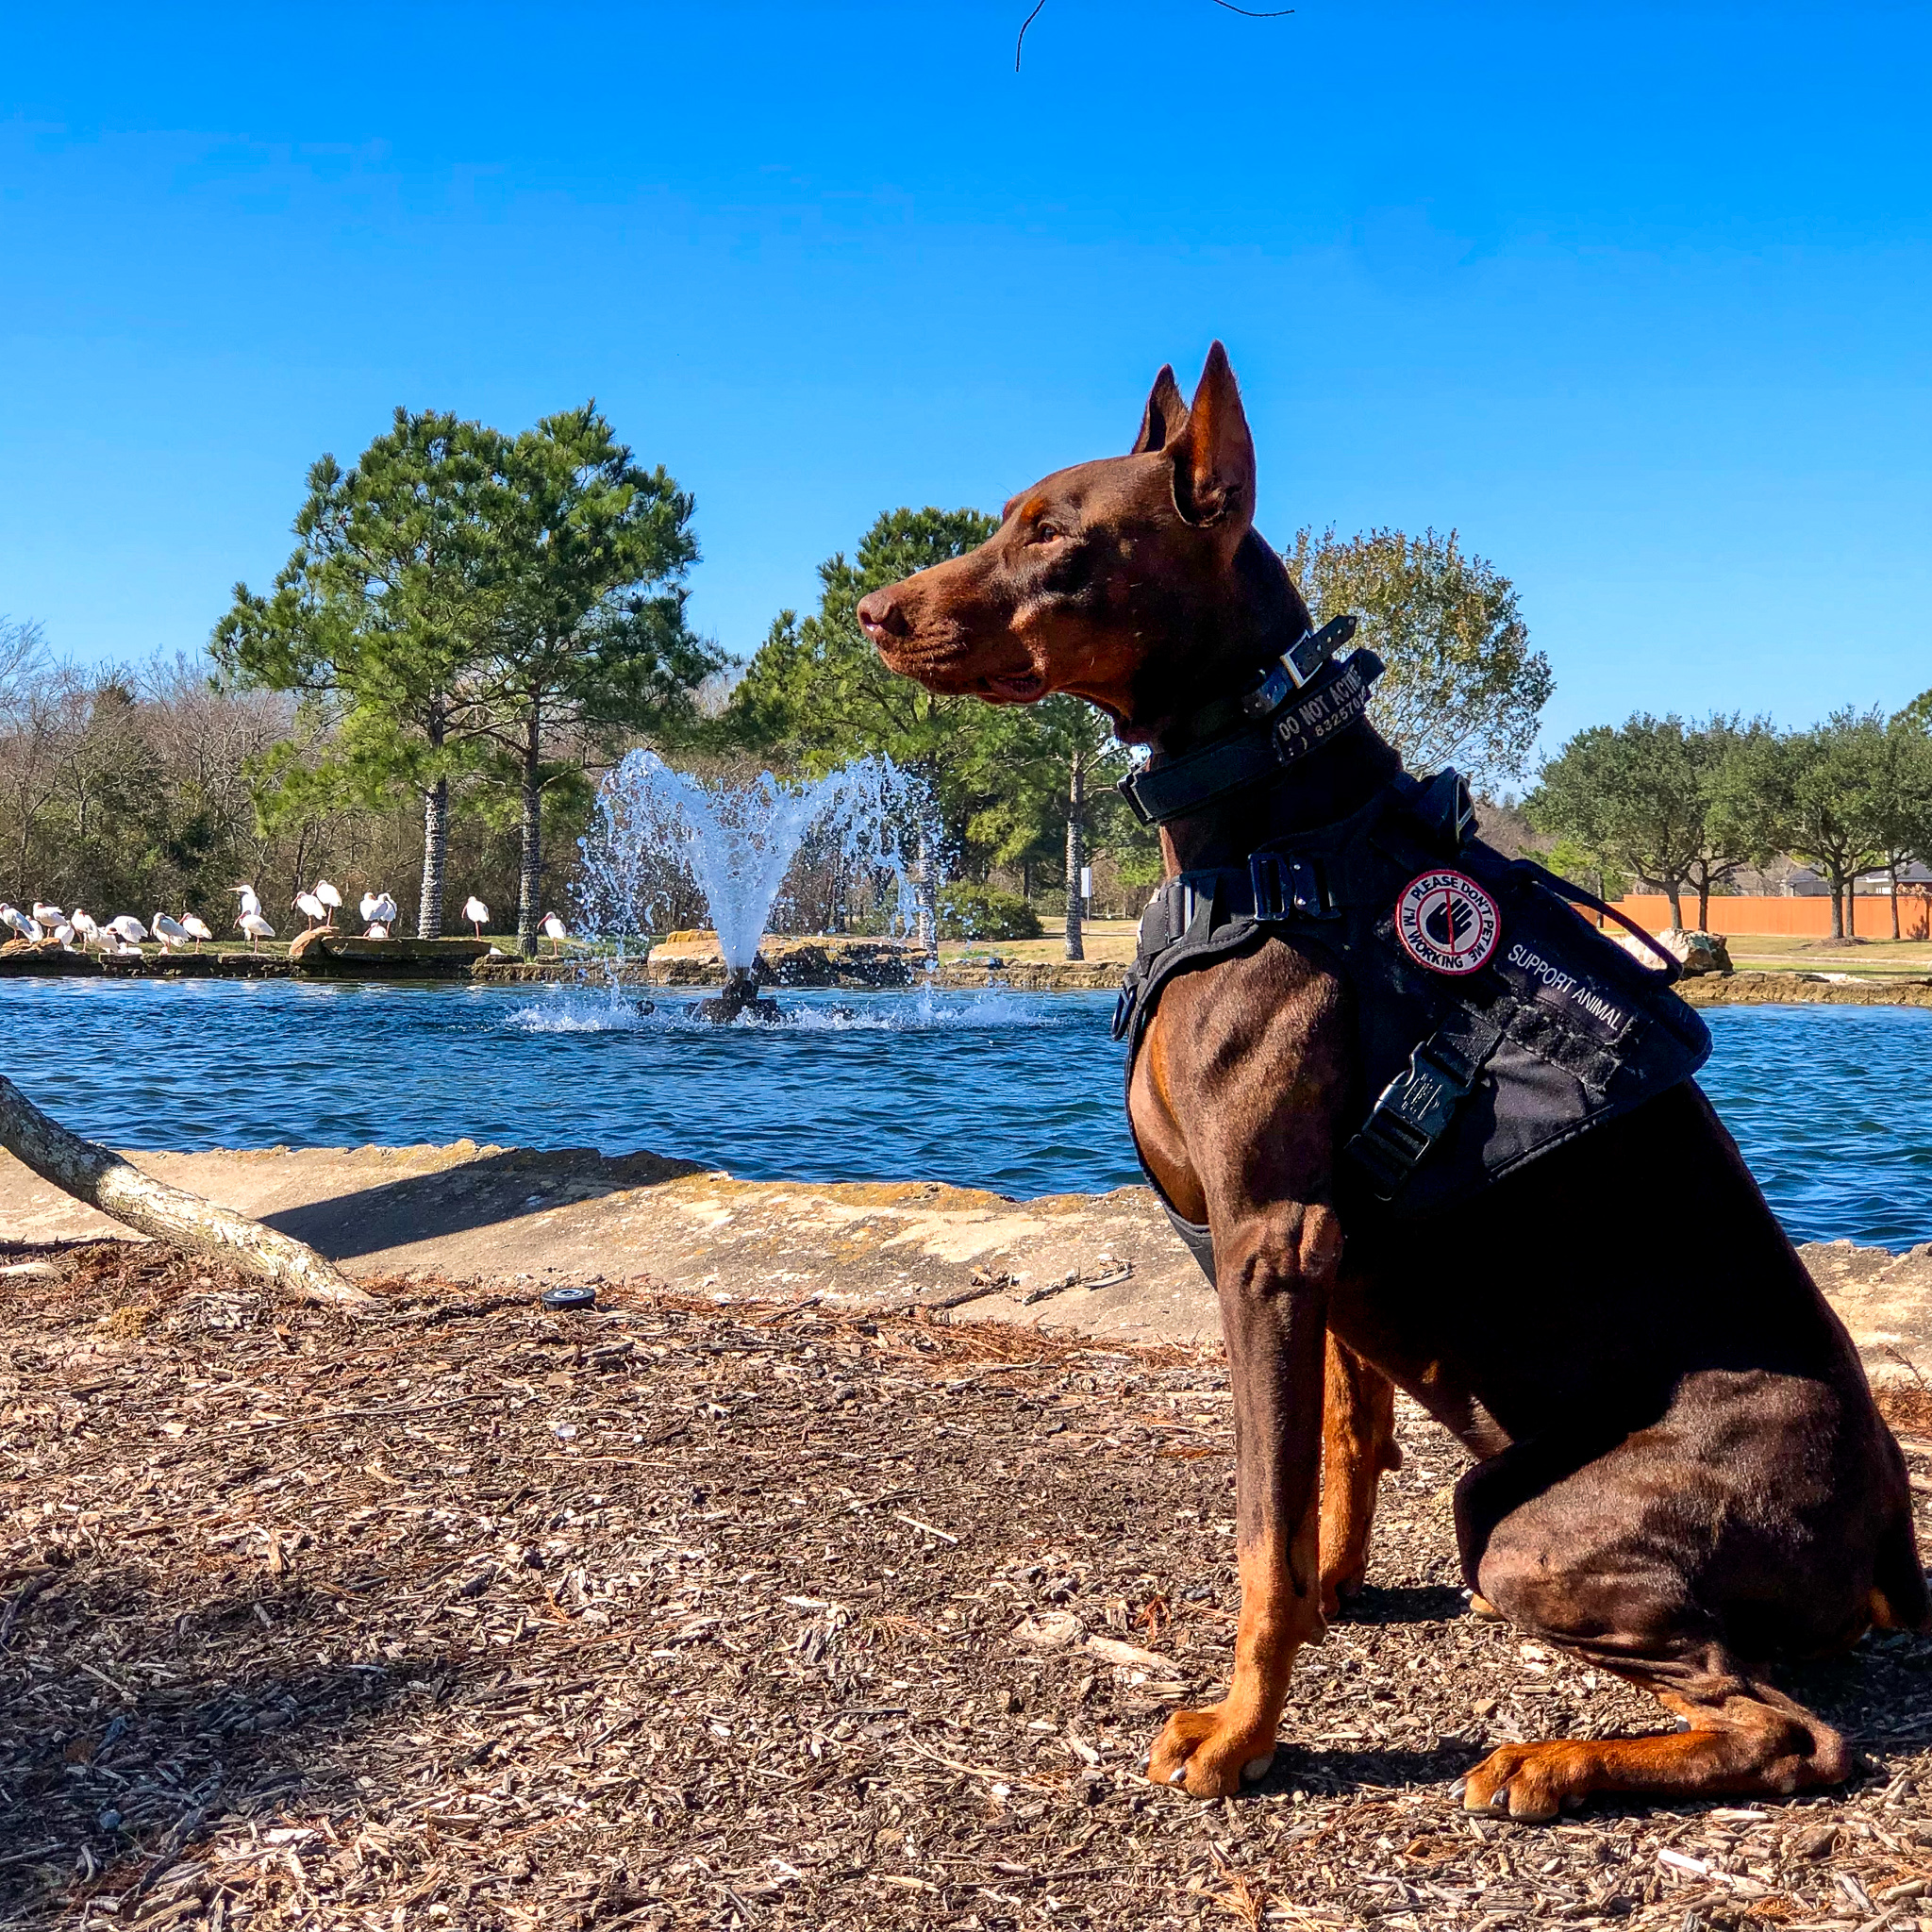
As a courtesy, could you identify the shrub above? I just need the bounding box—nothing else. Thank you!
[937,885,1041,941]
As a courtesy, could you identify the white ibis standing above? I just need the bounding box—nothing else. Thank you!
[237,910,275,952]
[69,908,100,949]
[31,902,64,927]
[360,891,397,936]
[52,923,75,949]
[108,915,148,948]
[230,884,261,920]
[153,912,192,951]
[462,895,489,937]
[364,922,390,939]
[541,911,570,957]
[0,905,40,941]
[293,890,326,930]
[179,913,213,950]
[313,879,342,926]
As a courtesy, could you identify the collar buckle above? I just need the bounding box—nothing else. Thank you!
[1240,613,1361,718]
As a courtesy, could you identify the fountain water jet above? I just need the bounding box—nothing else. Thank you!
[578,751,934,1021]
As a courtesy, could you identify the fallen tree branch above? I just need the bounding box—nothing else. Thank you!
[0,1074,374,1310]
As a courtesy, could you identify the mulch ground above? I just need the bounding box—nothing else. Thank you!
[1,1242,1929,1932]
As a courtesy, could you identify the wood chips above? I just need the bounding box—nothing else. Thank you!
[1,1241,1928,1930]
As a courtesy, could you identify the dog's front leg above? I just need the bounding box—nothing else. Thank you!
[1148,1203,1338,1798]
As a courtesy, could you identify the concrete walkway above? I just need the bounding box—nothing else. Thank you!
[3,1141,1929,1384]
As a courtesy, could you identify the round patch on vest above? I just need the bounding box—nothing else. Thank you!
[1394,870,1500,975]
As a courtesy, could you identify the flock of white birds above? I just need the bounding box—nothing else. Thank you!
[0,883,575,956]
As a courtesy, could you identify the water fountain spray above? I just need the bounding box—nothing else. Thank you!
[578,751,936,1020]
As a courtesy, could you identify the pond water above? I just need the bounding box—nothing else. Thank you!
[2,979,1927,1250]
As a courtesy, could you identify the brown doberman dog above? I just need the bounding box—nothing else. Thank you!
[857,344,1928,1819]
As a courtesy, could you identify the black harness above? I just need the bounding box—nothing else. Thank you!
[1111,638,1712,1282]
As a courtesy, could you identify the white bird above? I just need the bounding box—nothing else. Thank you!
[230,883,261,920]
[293,890,326,930]
[53,923,75,950]
[364,921,390,939]
[360,890,397,937]
[179,913,213,949]
[70,908,100,949]
[313,879,342,925]
[153,912,192,951]
[461,895,490,937]
[541,911,570,957]
[31,902,64,927]
[109,915,148,946]
[0,905,41,942]
[237,910,275,952]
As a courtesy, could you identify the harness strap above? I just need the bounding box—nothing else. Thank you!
[1346,1006,1506,1200]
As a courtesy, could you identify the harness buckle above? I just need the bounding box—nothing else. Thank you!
[1347,1038,1480,1198]
[1414,767,1476,847]
[1249,851,1335,923]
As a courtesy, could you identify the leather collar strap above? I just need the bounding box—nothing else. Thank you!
[1118,647,1385,827]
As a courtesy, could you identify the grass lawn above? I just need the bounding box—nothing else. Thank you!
[938,918,1141,966]
[1724,932,1932,978]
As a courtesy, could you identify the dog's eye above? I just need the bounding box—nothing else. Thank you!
[1032,522,1066,544]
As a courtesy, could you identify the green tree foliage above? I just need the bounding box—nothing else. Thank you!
[1285,527,1553,790]
[0,635,328,929]
[1714,709,1896,940]
[213,405,713,945]
[212,408,508,936]
[729,507,1139,950]
[730,507,1000,808]
[936,884,1041,941]
[475,405,714,955]
[1872,712,1932,937]
[1529,713,1760,928]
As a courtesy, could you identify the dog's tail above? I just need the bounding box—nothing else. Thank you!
[1870,1510,1932,1634]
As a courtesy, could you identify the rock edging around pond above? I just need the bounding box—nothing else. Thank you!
[1676,970,1932,1008]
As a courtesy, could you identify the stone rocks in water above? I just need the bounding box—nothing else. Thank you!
[1612,926,1732,977]
[648,930,919,989]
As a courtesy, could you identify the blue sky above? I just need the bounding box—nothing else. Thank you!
[4,1,1927,754]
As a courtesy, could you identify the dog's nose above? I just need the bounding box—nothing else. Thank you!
[857,590,908,641]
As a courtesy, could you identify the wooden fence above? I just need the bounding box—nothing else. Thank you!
[1605,893,1932,941]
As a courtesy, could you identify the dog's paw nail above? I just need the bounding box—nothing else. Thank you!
[1168,1767,1188,1786]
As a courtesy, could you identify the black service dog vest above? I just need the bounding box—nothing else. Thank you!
[1112,770,1712,1280]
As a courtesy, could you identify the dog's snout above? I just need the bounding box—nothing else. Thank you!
[857,590,908,641]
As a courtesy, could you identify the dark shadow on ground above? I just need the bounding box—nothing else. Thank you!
[1785,1625,1932,1750]
[254,1144,704,1260]
[1330,1583,1471,1625]
[0,1565,452,1915]
[1256,1739,1490,1795]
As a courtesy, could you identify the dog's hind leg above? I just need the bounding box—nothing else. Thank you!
[1453,1387,1872,1820]
[1463,1666,1849,1822]
[1318,1333,1400,1618]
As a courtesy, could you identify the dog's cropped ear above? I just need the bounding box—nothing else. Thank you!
[1131,364,1190,455]
[1174,341,1256,535]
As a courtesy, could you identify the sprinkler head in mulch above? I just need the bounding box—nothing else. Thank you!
[540,1285,598,1312]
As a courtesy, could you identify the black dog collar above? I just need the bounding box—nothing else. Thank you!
[1118,628,1383,827]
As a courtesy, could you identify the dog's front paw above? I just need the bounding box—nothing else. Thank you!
[1146,1705,1277,1798]
[1461,1740,1592,1822]
[1319,1564,1366,1621]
